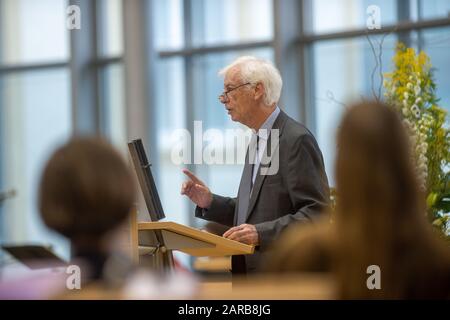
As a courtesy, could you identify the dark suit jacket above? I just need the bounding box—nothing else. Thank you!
[195,110,330,272]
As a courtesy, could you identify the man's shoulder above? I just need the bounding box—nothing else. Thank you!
[280,112,315,141]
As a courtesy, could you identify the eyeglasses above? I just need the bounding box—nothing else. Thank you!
[218,82,251,103]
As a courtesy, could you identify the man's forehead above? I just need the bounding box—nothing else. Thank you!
[224,67,242,86]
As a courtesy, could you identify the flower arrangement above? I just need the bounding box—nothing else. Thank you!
[383,43,450,237]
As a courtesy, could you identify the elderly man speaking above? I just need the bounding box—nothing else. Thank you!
[181,56,329,274]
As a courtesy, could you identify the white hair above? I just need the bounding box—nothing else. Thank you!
[218,56,283,106]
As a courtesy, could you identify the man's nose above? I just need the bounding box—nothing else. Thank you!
[219,94,229,104]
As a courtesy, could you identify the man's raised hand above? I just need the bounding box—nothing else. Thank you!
[181,169,213,209]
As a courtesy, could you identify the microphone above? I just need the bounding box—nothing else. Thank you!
[0,189,16,202]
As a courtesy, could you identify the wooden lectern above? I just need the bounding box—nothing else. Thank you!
[130,210,254,267]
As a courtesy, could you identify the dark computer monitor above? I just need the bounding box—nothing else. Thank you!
[128,139,174,270]
[2,245,67,270]
[128,139,165,222]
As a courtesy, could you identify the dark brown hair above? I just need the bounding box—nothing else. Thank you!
[335,101,450,299]
[39,137,135,243]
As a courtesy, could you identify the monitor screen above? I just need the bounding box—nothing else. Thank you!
[128,139,165,222]
[128,139,174,269]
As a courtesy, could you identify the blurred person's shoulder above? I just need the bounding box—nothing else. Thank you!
[0,264,68,299]
[58,269,199,300]
[264,217,334,273]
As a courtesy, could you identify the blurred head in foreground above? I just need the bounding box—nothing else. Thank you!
[266,101,450,299]
[335,100,450,298]
[39,137,135,277]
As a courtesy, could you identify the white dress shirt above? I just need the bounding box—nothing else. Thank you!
[251,106,280,185]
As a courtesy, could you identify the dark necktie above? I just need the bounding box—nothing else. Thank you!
[251,134,259,189]
[236,133,258,226]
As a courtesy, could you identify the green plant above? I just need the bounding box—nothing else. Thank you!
[384,43,450,237]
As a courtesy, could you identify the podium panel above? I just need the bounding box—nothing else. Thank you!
[138,221,255,257]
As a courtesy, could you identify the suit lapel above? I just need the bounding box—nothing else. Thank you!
[244,110,288,222]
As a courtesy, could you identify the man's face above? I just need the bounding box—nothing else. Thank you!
[222,68,255,126]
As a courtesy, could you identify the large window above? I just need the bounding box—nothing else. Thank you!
[307,0,450,186]
[0,0,71,259]
[0,0,126,260]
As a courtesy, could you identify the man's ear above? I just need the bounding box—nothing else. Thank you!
[254,83,265,101]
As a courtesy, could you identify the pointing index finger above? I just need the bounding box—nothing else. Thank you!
[182,168,203,185]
